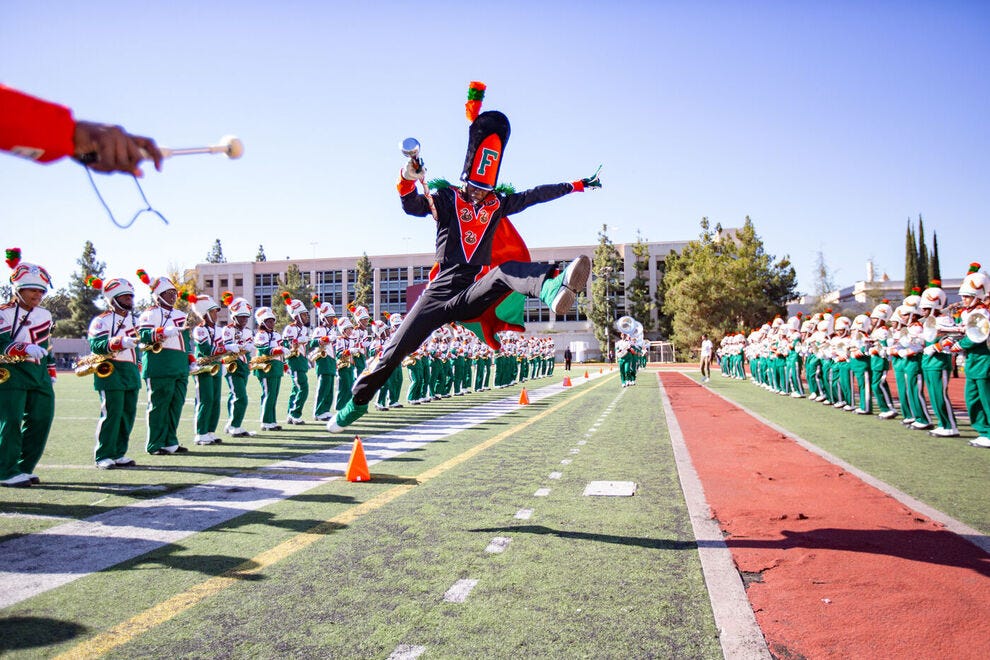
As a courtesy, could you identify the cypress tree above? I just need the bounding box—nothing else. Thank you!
[916,214,929,291]
[904,219,917,296]
[930,232,941,281]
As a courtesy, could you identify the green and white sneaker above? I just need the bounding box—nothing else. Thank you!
[541,255,591,315]
[327,400,369,433]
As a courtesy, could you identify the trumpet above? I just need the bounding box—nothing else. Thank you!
[139,341,164,354]
[73,353,116,378]
[0,354,27,384]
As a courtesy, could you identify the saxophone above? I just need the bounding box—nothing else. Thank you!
[337,351,354,370]
[248,354,274,373]
[73,353,115,378]
[0,354,27,384]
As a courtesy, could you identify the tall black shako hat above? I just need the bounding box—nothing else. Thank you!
[460,110,510,191]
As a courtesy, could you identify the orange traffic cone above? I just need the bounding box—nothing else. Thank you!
[599,367,603,374]
[562,376,572,387]
[584,370,590,379]
[518,388,530,405]
[346,436,371,482]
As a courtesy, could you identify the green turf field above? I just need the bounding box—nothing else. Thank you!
[0,369,723,658]
[3,367,987,657]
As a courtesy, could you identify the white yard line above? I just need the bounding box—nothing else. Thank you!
[0,376,604,610]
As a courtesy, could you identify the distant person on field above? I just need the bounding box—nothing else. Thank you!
[700,334,713,382]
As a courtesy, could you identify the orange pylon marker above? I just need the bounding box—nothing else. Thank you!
[518,388,530,405]
[562,376,572,387]
[346,436,371,482]
[599,367,603,374]
[584,370,590,379]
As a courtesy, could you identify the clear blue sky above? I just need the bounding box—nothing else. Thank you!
[2,1,987,296]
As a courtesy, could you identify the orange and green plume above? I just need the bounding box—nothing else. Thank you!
[465,81,486,121]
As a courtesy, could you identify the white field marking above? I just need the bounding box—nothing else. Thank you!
[534,488,551,497]
[387,645,427,660]
[587,428,597,433]
[560,459,572,465]
[548,471,563,480]
[688,372,990,555]
[0,512,75,522]
[658,376,772,660]
[97,484,170,493]
[514,509,533,520]
[577,440,587,445]
[0,377,599,610]
[443,578,479,603]
[484,537,512,554]
[569,448,580,454]
[583,481,637,497]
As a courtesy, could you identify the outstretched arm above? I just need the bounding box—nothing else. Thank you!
[501,167,602,216]
[0,84,162,174]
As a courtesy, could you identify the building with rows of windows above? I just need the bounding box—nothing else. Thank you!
[192,238,690,360]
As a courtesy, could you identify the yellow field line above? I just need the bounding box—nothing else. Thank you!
[57,376,615,659]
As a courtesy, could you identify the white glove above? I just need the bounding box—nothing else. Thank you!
[923,345,936,356]
[401,160,424,181]
[189,362,200,373]
[25,344,47,360]
[163,325,180,338]
[120,336,138,350]
[225,342,240,352]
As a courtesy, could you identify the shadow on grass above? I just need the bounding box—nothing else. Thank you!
[0,616,88,651]
[469,524,698,551]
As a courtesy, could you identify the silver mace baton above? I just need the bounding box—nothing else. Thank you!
[400,137,438,221]
[141,135,245,160]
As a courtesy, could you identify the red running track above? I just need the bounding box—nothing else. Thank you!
[660,371,990,659]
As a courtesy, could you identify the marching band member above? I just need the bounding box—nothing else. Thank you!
[918,281,959,437]
[309,298,337,421]
[801,319,824,400]
[333,317,358,413]
[847,315,873,414]
[830,316,854,410]
[616,332,635,387]
[381,314,405,408]
[349,305,371,375]
[86,277,140,468]
[191,295,225,445]
[136,270,194,455]
[888,305,912,422]
[868,301,898,419]
[895,293,933,430]
[252,306,285,431]
[0,250,55,487]
[281,294,311,425]
[220,294,254,437]
[784,316,805,397]
[327,91,595,433]
[954,264,990,447]
[372,320,393,410]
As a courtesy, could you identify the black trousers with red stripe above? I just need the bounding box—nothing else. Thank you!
[350,261,552,405]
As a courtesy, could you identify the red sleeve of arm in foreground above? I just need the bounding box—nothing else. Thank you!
[0,84,76,163]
